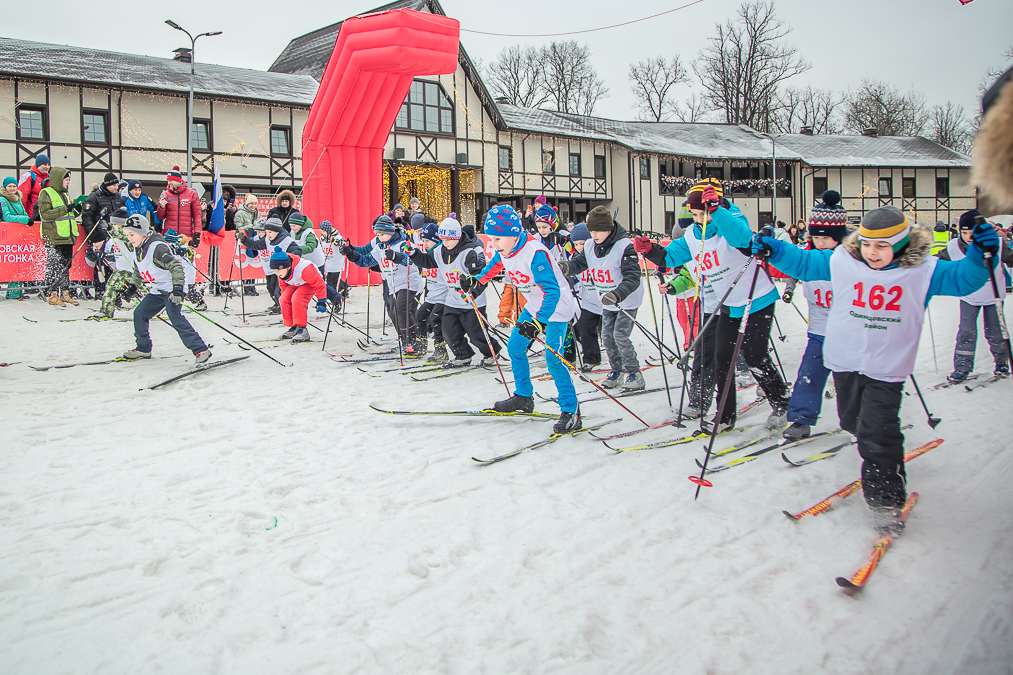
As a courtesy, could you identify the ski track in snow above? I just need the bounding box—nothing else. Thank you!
[0,289,1011,674]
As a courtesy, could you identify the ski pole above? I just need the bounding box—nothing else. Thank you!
[466,290,511,397]
[926,301,939,374]
[691,261,763,499]
[47,214,108,296]
[641,256,672,407]
[619,308,681,362]
[772,312,786,342]
[974,216,1013,377]
[223,241,236,311]
[908,375,941,429]
[366,267,372,343]
[768,336,788,383]
[238,242,246,324]
[674,288,702,428]
[661,287,688,428]
[678,260,753,369]
[182,302,289,367]
[789,298,808,325]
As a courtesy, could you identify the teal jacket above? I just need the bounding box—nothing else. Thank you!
[1,190,31,224]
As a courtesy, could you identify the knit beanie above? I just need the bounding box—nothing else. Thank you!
[807,190,848,242]
[585,205,614,232]
[569,223,591,242]
[958,209,982,230]
[289,212,306,229]
[127,179,142,192]
[420,221,441,243]
[409,197,420,207]
[3,177,16,188]
[859,206,911,252]
[110,206,129,227]
[166,166,183,182]
[372,214,397,235]
[686,178,723,210]
[269,246,291,270]
[264,217,285,233]
[534,204,557,226]
[245,193,258,206]
[163,228,179,246]
[484,205,523,237]
[534,195,547,206]
[101,172,118,189]
[122,214,150,236]
[677,201,693,229]
[393,203,404,212]
[438,216,462,240]
[117,180,128,191]
[463,223,476,238]
[35,154,50,166]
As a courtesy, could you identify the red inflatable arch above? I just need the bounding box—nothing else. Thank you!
[301,9,460,285]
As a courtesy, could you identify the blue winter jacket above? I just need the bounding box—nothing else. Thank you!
[124,193,161,228]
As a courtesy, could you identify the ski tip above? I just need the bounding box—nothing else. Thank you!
[782,510,800,521]
[781,452,793,465]
[836,577,862,594]
[368,404,391,414]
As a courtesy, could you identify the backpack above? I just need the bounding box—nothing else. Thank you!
[19,170,49,221]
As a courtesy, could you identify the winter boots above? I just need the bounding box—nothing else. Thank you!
[602,371,623,389]
[122,349,151,360]
[47,292,65,307]
[194,350,212,365]
[447,357,472,368]
[291,328,310,343]
[947,370,970,383]
[494,394,534,413]
[553,410,582,435]
[622,371,646,391]
[61,291,79,306]
[766,406,788,430]
[782,422,811,440]
[426,343,449,365]
[280,327,298,340]
[872,506,905,537]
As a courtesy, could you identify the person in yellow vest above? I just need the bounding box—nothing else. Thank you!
[37,166,79,307]
[931,221,950,256]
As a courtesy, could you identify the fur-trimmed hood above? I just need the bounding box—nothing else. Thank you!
[842,225,932,269]
[1,187,22,205]
[276,189,297,208]
[973,66,1013,210]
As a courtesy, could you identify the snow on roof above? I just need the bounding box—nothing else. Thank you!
[777,134,970,167]
[0,37,319,107]
[497,104,803,161]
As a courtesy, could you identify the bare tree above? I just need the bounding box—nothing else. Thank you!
[979,45,1013,97]
[843,79,929,136]
[542,41,610,116]
[629,56,689,122]
[692,0,810,132]
[487,44,550,108]
[672,93,715,123]
[929,102,973,154]
[771,86,841,134]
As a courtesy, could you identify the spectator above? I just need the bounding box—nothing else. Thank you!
[156,165,202,240]
[1,177,31,224]
[117,179,128,198]
[223,184,238,230]
[37,166,78,307]
[267,189,297,230]
[124,180,161,231]
[73,183,97,214]
[17,153,50,222]
[787,223,803,245]
[407,196,424,220]
[81,172,124,242]
[234,194,260,296]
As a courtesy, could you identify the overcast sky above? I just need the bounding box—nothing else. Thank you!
[9,0,1013,124]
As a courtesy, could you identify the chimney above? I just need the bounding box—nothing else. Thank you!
[799,126,813,136]
[494,96,511,105]
[862,128,879,138]
[173,48,192,63]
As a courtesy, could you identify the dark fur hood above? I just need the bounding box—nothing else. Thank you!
[842,225,932,269]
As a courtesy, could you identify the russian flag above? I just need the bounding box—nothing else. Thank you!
[208,160,225,235]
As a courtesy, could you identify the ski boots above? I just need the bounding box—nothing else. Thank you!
[478,355,496,367]
[782,422,811,440]
[553,410,582,435]
[766,406,788,430]
[871,505,905,537]
[602,371,623,389]
[426,344,449,365]
[194,350,212,365]
[280,327,298,340]
[291,328,310,343]
[947,370,970,383]
[995,363,1010,376]
[446,357,472,368]
[494,394,534,413]
[123,349,151,360]
[621,371,646,391]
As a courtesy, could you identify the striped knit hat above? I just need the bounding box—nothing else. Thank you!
[166,165,183,182]
[686,178,723,210]
[808,190,848,242]
[859,206,911,252]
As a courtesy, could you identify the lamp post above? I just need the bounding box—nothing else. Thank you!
[165,20,222,186]
[769,132,780,228]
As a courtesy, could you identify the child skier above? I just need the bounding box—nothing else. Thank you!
[237,217,301,314]
[319,220,349,299]
[780,190,849,440]
[87,207,142,320]
[753,205,999,534]
[636,179,790,430]
[338,215,425,355]
[476,205,580,434]
[559,206,643,389]
[936,209,1013,382]
[413,220,449,364]
[407,215,500,367]
[120,215,210,364]
[534,204,566,262]
[269,246,328,343]
[565,223,603,372]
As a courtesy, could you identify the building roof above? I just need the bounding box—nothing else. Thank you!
[0,36,319,107]
[777,133,971,167]
[496,104,805,161]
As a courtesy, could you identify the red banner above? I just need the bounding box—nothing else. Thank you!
[0,222,93,281]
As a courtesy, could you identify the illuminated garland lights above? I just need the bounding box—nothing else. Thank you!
[660,174,792,193]
[382,163,478,225]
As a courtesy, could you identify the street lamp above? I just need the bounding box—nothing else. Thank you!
[166,20,222,186]
[769,132,784,228]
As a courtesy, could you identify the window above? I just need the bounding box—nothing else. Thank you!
[936,176,950,197]
[877,177,892,197]
[270,126,291,156]
[902,176,916,199]
[758,211,774,227]
[704,166,723,179]
[82,110,108,144]
[395,80,454,134]
[190,119,211,151]
[569,153,581,176]
[813,176,828,199]
[594,155,606,179]
[542,150,555,174]
[731,166,757,181]
[665,211,675,232]
[498,146,512,171]
[639,157,650,180]
[17,106,46,140]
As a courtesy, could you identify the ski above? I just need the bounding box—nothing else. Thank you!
[411,366,492,382]
[472,419,621,464]
[59,317,132,323]
[369,404,558,419]
[538,385,673,406]
[836,492,919,594]
[783,439,943,521]
[698,429,851,474]
[932,373,982,390]
[334,355,404,363]
[782,424,913,467]
[964,373,1009,391]
[606,424,760,453]
[590,415,688,441]
[142,356,251,390]
[29,355,176,371]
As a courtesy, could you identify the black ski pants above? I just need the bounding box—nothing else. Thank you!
[441,304,499,359]
[713,303,790,425]
[389,289,420,345]
[265,274,281,305]
[573,309,602,367]
[416,301,445,345]
[689,311,717,411]
[833,372,907,510]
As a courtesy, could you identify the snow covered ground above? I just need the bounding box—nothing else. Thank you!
[1,283,1011,675]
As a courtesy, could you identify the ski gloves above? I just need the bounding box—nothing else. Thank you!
[971,219,1000,257]
[169,284,184,305]
[601,291,620,306]
[516,318,545,340]
[751,232,783,259]
[316,299,328,313]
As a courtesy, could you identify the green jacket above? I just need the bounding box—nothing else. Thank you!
[666,265,696,295]
[1,189,31,224]
[37,167,78,245]
[234,204,259,231]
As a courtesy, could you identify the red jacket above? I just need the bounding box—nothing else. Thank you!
[278,255,327,300]
[156,182,202,237]
[17,165,48,221]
